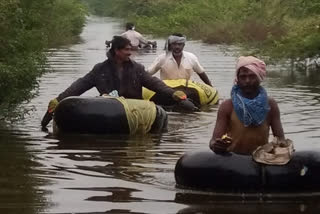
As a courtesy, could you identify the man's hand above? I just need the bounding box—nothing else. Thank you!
[41,98,59,128]
[48,98,59,113]
[150,41,157,48]
[211,134,232,154]
[172,90,187,101]
[178,99,199,112]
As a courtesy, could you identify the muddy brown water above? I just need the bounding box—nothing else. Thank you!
[1,16,320,213]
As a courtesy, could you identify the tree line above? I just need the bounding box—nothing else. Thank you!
[83,0,320,64]
[0,0,87,114]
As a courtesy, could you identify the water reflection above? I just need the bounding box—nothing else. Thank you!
[0,127,48,214]
[266,66,320,151]
[50,134,163,183]
[85,187,144,202]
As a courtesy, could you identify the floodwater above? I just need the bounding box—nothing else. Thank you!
[1,16,320,213]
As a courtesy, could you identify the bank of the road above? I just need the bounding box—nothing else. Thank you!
[83,0,320,67]
[0,0,87,118]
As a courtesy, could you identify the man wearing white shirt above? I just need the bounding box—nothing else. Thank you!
[121,23,153,50]
[148,33,212,86]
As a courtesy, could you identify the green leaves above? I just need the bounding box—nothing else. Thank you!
[84,0,320,63]
[0,0,87,110]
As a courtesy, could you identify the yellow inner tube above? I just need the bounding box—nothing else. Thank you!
[143,79,219,106]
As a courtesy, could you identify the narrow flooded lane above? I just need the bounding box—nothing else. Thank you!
[0,16,320,213]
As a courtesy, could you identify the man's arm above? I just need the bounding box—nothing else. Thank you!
[136,31,149,45]
[209,100,232,151]
[56,64,98,101]
[147,55,163,75]
[191,53,213,86]
[269,98,285,140]
[198,72,212,86]
[43,64,99,127]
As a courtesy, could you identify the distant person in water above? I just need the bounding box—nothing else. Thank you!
[209,56,285,155]
[121,22,156,50]
[147,33,212,86]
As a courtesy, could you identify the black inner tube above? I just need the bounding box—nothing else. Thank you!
[54,97,130,134]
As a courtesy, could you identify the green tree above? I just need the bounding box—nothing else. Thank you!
[0,0,87,116]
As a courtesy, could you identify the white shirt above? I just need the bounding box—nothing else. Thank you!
[121,30,148,47]
[148,51,205,80]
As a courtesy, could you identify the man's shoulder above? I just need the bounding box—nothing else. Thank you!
[268,96,276,102]
[93,60,108,70]
[152,52,168,63]
[133,30,143,37]
[183,51,198,59]
[221,99,233,107]
[268,97,278,109]
[183,51,196,56]
[130,60,145,69]
[157,52,168,59]
[219,99,233,114]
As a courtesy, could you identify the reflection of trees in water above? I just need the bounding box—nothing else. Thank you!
[267,66,320,104]
[175,192,320,214]
[0,127,49,213]
[167,109,215,134]
[51,134,172,184]
[268,65,320,88]
[85,187,143,202]
[104,209,146,214]
[287,68,320,87]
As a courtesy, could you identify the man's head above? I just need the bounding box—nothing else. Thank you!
[125,22,135,30]
[235,56,266,97]
[167,33,186,56]
[109,36,132,62]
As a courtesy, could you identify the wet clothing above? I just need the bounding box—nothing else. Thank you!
[57,58,175,102]
[148,51,205,80]
[227,110,270,155]
[121,30,148,48]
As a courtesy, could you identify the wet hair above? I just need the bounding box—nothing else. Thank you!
[125,22,135,30]
[109,36,131,56]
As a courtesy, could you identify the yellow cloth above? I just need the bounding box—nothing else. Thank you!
[142,79,219,106]
[115,97,157,135]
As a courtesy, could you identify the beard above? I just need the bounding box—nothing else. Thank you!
[172,50,182,57]
[240,85,260,98]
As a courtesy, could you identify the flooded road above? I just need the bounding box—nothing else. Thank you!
[1,16,320,213]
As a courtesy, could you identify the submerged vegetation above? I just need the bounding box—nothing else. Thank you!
[0,0,87,115]
[83,0,320,64]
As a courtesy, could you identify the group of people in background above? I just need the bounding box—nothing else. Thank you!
[45,22,286,156]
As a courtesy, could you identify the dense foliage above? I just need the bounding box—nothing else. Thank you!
[0,0,87,112]
[83,0,320,63]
